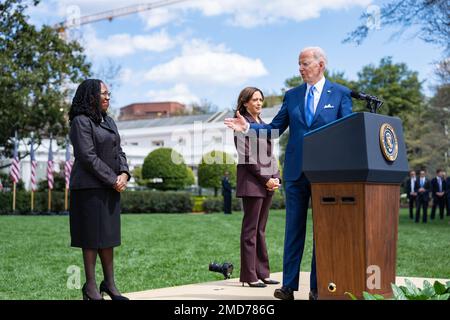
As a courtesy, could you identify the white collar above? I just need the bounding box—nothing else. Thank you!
[306,76,326,95]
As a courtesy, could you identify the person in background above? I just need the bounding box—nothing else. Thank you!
[222,171,232,214]
[405,170,417,220]
[415,169,430,223]
[430,169,446,220]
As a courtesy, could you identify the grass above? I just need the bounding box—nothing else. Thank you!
[0,209,448,299]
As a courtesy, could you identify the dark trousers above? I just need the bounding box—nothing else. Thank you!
[415,197,428,223]
[408,196,417,219]
[223,192,232,214]
[240,196,272,282]
[446,195,450,216]
[283,174,317,291]
[431,196,445,220]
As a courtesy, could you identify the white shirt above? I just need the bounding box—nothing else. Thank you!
[410,178,416,193]
[305,76,326,114]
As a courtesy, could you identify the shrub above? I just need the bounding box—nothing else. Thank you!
[198,150,236,196]
[120,191,193,213]
[346,279,450,300]
[142,148,192,190]
[0,191,67,215]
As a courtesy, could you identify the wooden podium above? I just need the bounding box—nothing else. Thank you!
[303,112,409,300]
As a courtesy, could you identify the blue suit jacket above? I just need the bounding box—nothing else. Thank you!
[250,79,353,181]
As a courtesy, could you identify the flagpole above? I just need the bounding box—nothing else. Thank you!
[13,182,16,211]
[31,190,34,211]
[48,189,51,212]
[64,187,68,211]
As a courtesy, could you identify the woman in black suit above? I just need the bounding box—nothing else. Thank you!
[234,87,281,287]
[69,79,130,300]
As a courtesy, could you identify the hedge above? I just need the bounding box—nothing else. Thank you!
[0,190,193,215]
[201,192,285,213]
[0,191,67,215]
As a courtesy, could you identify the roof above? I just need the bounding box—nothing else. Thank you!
[116,105,281,130]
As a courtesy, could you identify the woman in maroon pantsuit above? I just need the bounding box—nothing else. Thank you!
[234,87,281,287]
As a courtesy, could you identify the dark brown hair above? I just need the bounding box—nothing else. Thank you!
[235,87,264,118]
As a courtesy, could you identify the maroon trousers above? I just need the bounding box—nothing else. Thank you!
[240,196,273,282]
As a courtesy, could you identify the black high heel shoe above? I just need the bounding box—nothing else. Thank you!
[260,278,280,285]
[241,281,267,288]
[99,280,129,300]
[82,283,104,300]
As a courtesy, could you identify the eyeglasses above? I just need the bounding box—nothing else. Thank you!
[101,91,112,97]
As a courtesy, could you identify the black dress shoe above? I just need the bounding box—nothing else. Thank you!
[242,281,267,288]
[82,283,104,301]
[309,289,318,300]
[274,286,294,300]
[260,278,280,285]
[99,281,129,300]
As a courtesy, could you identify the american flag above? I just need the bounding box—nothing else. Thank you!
[30,137,37,191]
[47,138,54,190]
[64,138,72,189]
[10,132,21,184]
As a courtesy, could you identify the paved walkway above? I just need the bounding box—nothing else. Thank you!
[121,272,450,300]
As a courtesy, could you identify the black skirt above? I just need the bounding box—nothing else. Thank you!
[70,188,121,249]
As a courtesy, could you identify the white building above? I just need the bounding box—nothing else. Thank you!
[0,106,281,190]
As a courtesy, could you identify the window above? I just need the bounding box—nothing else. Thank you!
[152,140,164,147]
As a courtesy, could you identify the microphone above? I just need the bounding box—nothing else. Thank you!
[351,90,382,102]
[350,91,383,113]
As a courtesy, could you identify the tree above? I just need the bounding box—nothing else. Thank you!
[141,148,192,191]
[344,0,450,54]
[0,0,91,162]
[198,150,236,196]
[355,57,423,116]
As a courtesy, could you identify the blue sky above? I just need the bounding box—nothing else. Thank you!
[28,0,444,112]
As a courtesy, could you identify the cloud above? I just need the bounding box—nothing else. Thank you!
[31,0,371,29]
[82,28,176,58]
[146,84,200,104]
[144,39,268,85]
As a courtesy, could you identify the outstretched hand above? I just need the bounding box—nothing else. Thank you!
[224,111,248,132]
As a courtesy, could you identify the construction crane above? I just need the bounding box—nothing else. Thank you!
[55,0,188,33]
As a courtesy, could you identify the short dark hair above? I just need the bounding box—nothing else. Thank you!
[69,79,104,124]
[436,168,443,174]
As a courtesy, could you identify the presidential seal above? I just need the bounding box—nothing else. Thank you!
[379,123,398,162]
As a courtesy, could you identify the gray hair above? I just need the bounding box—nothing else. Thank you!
[300,46,328,68]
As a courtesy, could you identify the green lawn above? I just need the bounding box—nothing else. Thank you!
[0,209,449,300]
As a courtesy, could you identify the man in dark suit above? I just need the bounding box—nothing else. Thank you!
[405,170,417,219]
[225,47,352,300]
[443,171,450,217]
[415,169,430,223]
[222,171,232,214]
[430,169,446,220]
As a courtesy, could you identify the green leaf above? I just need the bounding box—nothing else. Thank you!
[362,291,377,300]
[430,293,450,300]
[445,281,450,291]
[391,284,407,300]
[420,286,436,298]
[404,278,421,296]
[433,281,447,295]
[344,292,358,300]
[372,294,385,300]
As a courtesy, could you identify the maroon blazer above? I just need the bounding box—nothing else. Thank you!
[234,114,281,198]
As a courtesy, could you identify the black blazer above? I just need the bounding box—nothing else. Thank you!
[430,177,446,199]
[222,177,232,195]
[405,178,417,199]
[414,178,430,201]
[69,114,130,190]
